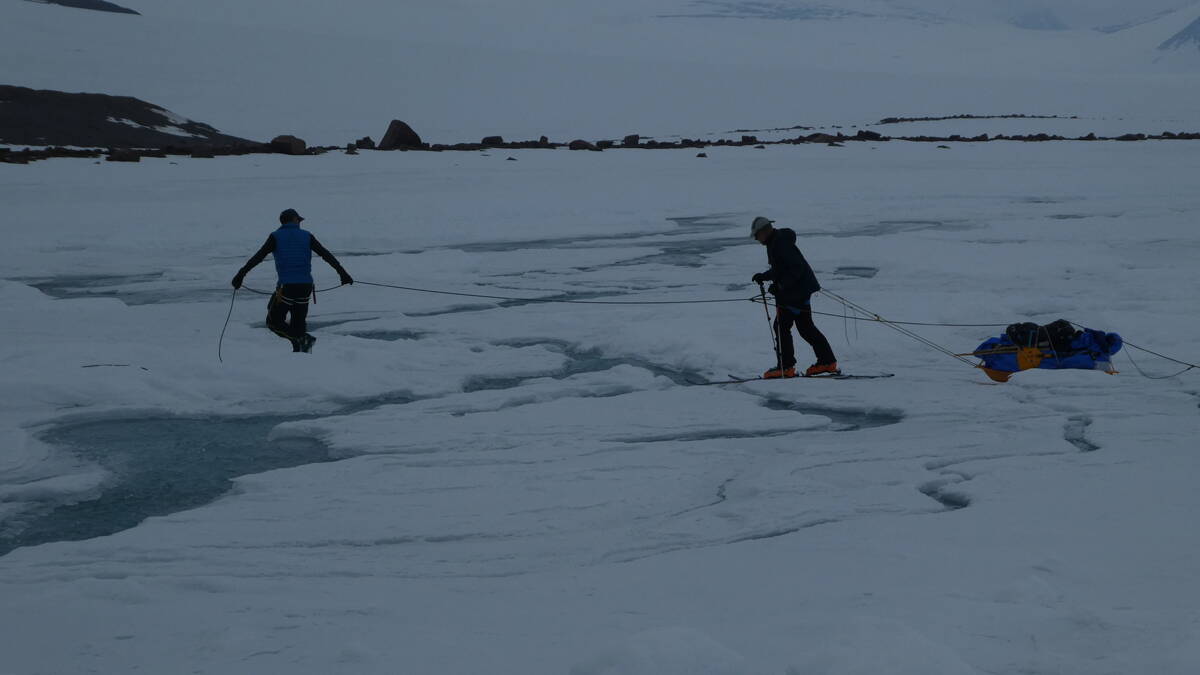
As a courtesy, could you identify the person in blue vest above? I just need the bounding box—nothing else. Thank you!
[749,216,838,378]
[231,208,353,353]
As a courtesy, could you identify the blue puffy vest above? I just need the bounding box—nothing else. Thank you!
[272,223,313,285]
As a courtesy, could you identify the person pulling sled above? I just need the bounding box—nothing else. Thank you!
[749,216,838,378]
[231,208,353,353]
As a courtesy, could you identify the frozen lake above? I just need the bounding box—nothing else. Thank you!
[2,138,1199,674]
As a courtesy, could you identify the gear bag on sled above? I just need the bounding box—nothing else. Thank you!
[972,319,1123,382]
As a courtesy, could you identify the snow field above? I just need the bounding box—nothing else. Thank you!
[0,139,1198,673]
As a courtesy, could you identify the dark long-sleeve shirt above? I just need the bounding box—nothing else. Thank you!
[237,233,348,280]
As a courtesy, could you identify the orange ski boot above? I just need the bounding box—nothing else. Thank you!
[804,362,840,377]
[763,366,798,379]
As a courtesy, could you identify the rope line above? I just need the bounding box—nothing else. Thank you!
[751,295,1009,327]
[357,280,754,305]
[1063,320,1198,378]
[817,290,978,368]
[218,288,237,363]
[221,279,1198,377]
[241,283,343,295]
[1123,349,1196,380]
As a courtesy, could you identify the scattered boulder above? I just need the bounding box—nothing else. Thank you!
[355,136,376,149]
[855,130,884,141]
[345,143,358,155]
[754,145,766,149]
[696,152,707,158]
[506,157,517,161]
[105,149,140,162]
[539,135,550,146]
[741,135,758,144]
[270,135,307,155]
[597,140,615,149]
[568,139,598,151]
[481,136,504,146]
[622,134,640,147]
[379,120,423,150]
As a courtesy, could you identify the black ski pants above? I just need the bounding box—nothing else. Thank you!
[774,300,836,368]
[266,283,312,351]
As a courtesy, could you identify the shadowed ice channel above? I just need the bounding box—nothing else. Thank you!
[2,393,414,557]
[0,416,326,557]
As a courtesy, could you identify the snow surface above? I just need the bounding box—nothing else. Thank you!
[3,1,1200,673]
[2,139,1199,674]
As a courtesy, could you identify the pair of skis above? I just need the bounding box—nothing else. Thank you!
[698,282,893,386]
[690,372,894,386]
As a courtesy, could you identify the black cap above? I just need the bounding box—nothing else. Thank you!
[279,208,304,225]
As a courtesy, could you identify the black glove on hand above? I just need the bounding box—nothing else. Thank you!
[339,271,354,286]
[231,274,243,290]
[751,272,767,284]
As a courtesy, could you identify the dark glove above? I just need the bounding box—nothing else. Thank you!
[751,272,767,284]
[231,273,244,290]
[339,271,354,286]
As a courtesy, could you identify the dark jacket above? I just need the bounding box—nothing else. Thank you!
[757,228,820,303]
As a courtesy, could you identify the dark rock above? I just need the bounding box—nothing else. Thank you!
[597,140,615,149]
[827,142,844,147]
[34,0,139,15]
[568,139,598,151]
[937,145,951,149]
[622,134,640,147]
[1080,133,1097,141]
[0,85,257,149]
[481,136,504,146]
[1115,133,1146,142]
[379,120,423,150]
[355,136,376,149]
[105,149,140,162]
[345,144,358,155]
[191,148,215,159]
[741,135,758,144]
[754,145,766,149]
[506,157,517,161]
[855,130,884,141]
[270,135,307,155]
[696,152,707,158]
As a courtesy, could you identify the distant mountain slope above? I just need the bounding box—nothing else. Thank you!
[1159,14,1200,50]
[26,0,138,15]
[0,86,257,148]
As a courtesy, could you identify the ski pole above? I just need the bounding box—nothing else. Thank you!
[758,281,782,374]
